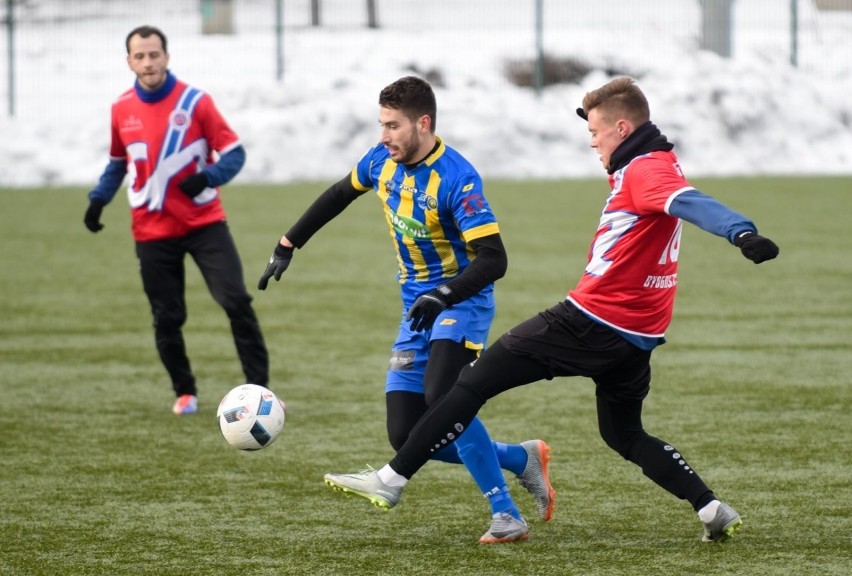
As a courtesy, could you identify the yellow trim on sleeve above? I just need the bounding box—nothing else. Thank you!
[461,222,501,243]
[350,167,373,192]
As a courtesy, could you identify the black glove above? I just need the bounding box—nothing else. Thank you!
[257,243,295,290]
[178,172,209,198]
[84,199,106,233]
[734,231,779,264]
[406,286,452,333]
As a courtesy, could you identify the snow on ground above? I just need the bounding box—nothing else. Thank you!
[1,0,850,187]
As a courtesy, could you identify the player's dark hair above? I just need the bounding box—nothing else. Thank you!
[126,25,168,55]
[581,76,650,125]
[379,76,437,132]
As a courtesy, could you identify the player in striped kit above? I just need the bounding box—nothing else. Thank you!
[323,76,779,543]
[259,76,554,543]
[84,26,269,416]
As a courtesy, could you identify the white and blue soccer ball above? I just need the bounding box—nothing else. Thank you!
[217,384,286,451]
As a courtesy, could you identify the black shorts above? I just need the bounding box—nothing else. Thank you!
[499,300,652,402]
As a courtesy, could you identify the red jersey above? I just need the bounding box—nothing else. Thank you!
[567,150,692,338]
[109,79,239,241]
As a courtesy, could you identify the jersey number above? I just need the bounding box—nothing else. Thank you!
[658,219,683,265]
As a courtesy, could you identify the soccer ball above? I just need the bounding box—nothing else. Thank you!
[217,384,285,450]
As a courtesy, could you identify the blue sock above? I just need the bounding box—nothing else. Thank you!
[456,417,522,520]
[431,439,529,479]
[430,444,463,464]
[493,442,529,476]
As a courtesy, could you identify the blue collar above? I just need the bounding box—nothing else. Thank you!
[134,70,177,103]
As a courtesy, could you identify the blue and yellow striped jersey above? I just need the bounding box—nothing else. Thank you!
[351,136,500,303]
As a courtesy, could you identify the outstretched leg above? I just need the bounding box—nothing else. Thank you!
[596,395,716,508]
[595,395,742,541]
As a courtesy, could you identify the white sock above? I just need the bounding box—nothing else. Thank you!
[377,464,408,488]
[697,499,721,523]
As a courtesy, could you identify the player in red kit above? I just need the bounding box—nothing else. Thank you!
[323,77,779,543]
[84,25,269,415]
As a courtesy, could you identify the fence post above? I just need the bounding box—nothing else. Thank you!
[366,0,379,29]
[700,0,735,57]
[311,0,321,27]
[276,0,284,80]
[534,0,543,97]
[201,0,235,35]
[790,0,798,66]
[6,0,13,117]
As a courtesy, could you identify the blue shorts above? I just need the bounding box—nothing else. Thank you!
[385,292,494,394]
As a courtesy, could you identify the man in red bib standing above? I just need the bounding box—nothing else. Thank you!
[84,25,269,415]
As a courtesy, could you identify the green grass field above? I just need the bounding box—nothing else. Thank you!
[0,177,849,576]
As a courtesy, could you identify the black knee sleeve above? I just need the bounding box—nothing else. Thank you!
[422,340,477,406]
[385,391,427,452]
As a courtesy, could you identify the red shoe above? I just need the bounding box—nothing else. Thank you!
[172,394,197,415]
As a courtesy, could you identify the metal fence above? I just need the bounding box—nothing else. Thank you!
[2,0,851,120]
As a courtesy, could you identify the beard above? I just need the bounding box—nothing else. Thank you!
[390,130,422,165]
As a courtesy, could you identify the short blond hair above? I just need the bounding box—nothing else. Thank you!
[580,76,650,125]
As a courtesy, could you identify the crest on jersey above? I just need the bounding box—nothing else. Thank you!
[169,109,191,131]
[416,191,438,211]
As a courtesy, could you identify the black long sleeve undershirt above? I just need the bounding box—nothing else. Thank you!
[284,174,507,305]
[441,233,508,305]
[285,175,366,248]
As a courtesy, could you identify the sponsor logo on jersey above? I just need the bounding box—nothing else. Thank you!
[460,192,488,216]
[388,350,415,371]
[386,208,430,239]
[643,273,678,288]
[399,181,419,195]
[383,179,420,197]
[120,115,143,133]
